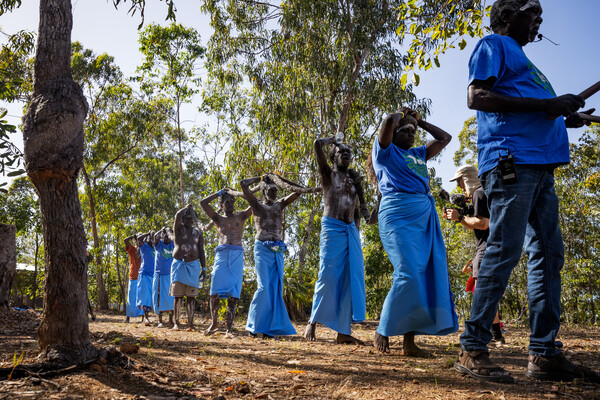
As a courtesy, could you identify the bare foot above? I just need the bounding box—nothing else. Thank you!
[374,332,390,354]
[204,323,219,336]
[336,333,365,345]
[402,342,432,358]
[304,323,316,341]
[225,331,234,339]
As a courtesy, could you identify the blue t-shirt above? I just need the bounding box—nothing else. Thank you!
[372,140,429,195]
[138,242,156,276]
[469,34,569,175]
[154,240,174,275]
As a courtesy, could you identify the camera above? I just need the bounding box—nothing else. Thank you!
[439,189,473,217]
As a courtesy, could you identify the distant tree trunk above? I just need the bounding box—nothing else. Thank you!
[0,224,17,312]
[297,208,317,274]
[82,167,109,310]
[114,236,126,312]
[32,232,39,307]
[23,0,95,363]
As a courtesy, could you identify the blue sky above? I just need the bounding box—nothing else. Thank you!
[1,0,599,189]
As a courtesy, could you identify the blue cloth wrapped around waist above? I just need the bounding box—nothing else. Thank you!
[153,272,175,312]
[210,244,244,298]
[376,192,458,337]
[309,216,366,335]
[170,258,201,288]
[136,274,153,309]
[245,240,296,336]
[127,279,143,317]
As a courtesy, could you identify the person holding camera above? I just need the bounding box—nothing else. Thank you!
[443,165,504,344]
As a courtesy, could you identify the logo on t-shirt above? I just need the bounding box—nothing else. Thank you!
[403,153,428,178]
[528,61,556,96]
[161,248,173,259]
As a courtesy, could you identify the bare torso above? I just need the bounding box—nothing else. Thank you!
[214,212,248,246]
[322,169,358,225]
[173,225,203,262]
[251,201,284,242]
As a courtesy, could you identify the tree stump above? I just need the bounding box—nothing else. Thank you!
[0,223,16,312]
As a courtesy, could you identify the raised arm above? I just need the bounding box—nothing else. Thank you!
[242,206,252,220]
[173,205,190,231]
[198,231,206,281]
[154,227,167,245]
[314,137,334,180]
[421,119,452,161]
[124,234,136,248]
[200,191,220,222]
[378,112,406,149]
[281,192,302,209]
[468,78,585,117]
[240,176,262,209]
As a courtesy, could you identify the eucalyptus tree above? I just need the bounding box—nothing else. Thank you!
[0,29,35,189]
[17,0,94,362]
[555,125,600,324]
[136,23,205,207]
[0,177,43,306]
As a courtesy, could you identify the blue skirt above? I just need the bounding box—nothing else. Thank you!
[171,258,201,288]
[152,273,175,312]
[210,244,244,298]
[376,192,458,337]
[309,216,366,335]
[126,279,143,317]
[136,273,154,310]
[245,240,296,336]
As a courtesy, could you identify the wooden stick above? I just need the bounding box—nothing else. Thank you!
[578,113,600,123]
[578,81,600,100]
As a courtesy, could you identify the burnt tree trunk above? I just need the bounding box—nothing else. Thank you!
[22,0,95,363]
[0,224,17,312]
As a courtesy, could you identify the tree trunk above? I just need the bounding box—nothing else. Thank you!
[297,207,317,274]
[0,224,17,312]
[23,0,95,363]
[114,236,126,312]
[33,232,39,307]
[82,167,109,310]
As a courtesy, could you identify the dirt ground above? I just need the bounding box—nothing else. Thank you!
[1,310,599,400]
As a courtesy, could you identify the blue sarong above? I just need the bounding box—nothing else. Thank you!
[309,216,366,335]
[210,244,244,299]
[136,273,154,309]
[171,258,201,288]
[246,240,296,336]
[152,273,175,312]
[376,192,458,337]
[126,279,143,317]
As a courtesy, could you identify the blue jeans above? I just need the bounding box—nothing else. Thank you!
[460,165,564,357]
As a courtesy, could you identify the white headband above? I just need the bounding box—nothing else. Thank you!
[520,0,540,11]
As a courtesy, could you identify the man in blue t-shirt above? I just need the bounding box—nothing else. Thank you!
[455,0,599,384]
